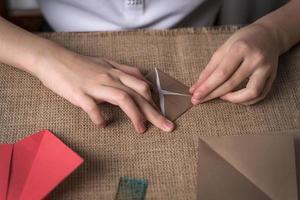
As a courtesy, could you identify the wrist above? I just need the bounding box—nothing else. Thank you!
[252,21,285,54]
[24,38,72,77]
[22,38,56,75]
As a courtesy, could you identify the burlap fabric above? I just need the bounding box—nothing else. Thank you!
[0,27,299,199]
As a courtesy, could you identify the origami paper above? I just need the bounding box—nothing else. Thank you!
[292,135,300,200]
[146,68,192,121]
[197,136,298,200]
[0,144,13,200]
[282,129,300,198]
[0,130,83,200]
[115,177,148,200]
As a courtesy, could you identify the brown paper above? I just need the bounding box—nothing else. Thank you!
[146,68,193,121]
[197,135,298,200]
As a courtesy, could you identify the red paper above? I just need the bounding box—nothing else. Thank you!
[0,144,13,200]
[0,130,83,200]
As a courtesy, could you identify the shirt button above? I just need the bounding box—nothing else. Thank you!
[127,0,143,5]
[124,0,144,15]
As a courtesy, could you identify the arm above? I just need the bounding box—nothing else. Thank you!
[190,0,300,105]
[259,0,300,54]
[0,17,174,133]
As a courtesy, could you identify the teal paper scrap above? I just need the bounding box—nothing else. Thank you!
[115,176,148,200]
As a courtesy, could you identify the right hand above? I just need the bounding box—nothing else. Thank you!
[32,45,174,133]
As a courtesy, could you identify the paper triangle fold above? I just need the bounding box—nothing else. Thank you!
[200,136,298,200]
[0,144,13,200]
[0,130,83,200]
[197,138,271,200]
[146,68,192,121]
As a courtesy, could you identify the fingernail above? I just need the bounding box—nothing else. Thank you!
[163,120,174,132]
[137,124,146,134]
[97,121,107,128]
[192,98,200,105]
[220,96,227,100]
[194,92,203,99]
[189,86,195,93]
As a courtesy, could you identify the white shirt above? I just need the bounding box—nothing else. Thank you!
[38,0,220,32]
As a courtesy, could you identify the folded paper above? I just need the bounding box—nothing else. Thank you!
[0,130,83,200]
[0,145,13,200]
[197,135,298,200]
[146,68,192,121]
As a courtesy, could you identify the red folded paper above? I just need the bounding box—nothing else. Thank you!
[0,130,83,200]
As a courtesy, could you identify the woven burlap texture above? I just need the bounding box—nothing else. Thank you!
[0,27,299,199]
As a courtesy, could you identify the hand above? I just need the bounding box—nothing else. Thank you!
[32,46,174,133]
[190,24,279,105]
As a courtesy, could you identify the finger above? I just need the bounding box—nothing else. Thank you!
[107,69,156,108]
[191,52,243,104]
[102,81,174,132]
[118,72,152,101]
[85,56,113,69]
[89,85,146,133]
[199,59,255,103]
[86,56,146,81]
[104,59,146,81]
[242,71,276,105]
[220,68,270,104]
[89,72,174,132]
[113,87,174,132]
[134,95,175,132]
[189,50,223,93]
[77,94,106,126]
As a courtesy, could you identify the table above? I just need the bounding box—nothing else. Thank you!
[0,27,299,199]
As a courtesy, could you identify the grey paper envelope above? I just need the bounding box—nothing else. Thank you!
[197,135,298,200]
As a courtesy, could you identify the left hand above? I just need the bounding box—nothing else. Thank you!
[190,24,280,105]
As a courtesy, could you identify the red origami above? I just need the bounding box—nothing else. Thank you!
[0,130,83,200]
